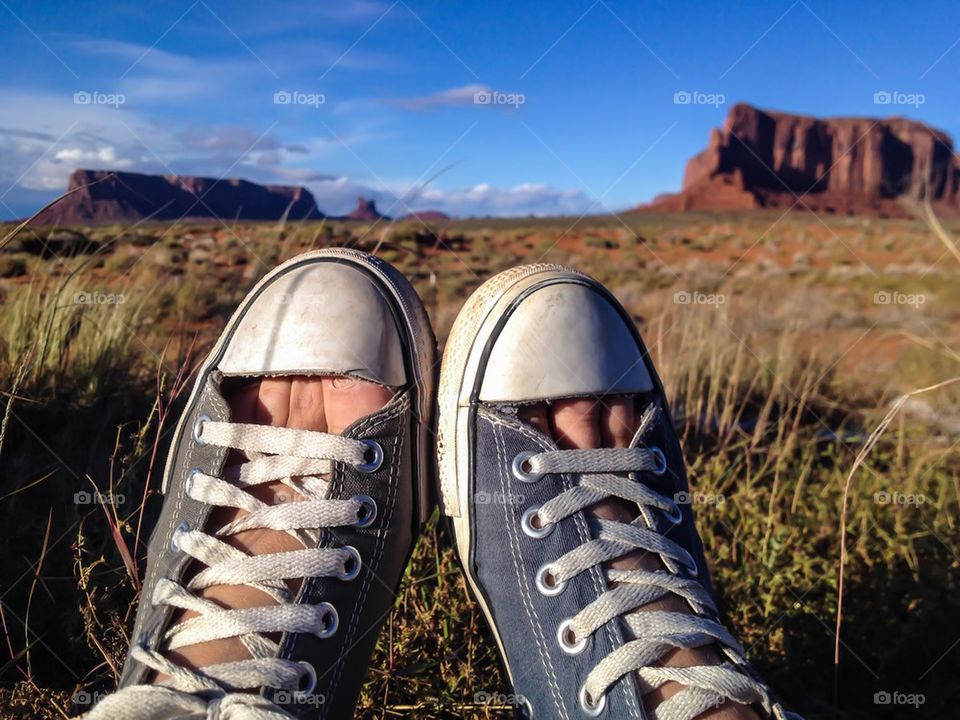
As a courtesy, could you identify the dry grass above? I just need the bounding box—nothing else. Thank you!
[0,212,958,718]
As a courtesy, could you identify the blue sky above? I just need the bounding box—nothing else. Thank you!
[1,0,958,218]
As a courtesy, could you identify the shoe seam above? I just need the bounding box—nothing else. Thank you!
[492,418,571,720]
[323,394,408,706]
[485,411,644,719]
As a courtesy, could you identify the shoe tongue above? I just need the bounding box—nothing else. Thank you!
[627,404,677,498]
[628,403,660,449]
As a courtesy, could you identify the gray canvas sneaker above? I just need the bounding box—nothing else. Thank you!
[86,248,436,719]
[437,265,798,720]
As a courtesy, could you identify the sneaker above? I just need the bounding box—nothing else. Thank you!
[437,265,797,720]
[88,248,436,719]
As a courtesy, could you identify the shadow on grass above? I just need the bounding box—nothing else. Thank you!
[0,377,178,716]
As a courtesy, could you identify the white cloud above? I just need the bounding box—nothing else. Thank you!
[71,34,401,106]
[176,127,281,154]
[419,183,593,216]
[55,146,132,167]
[302,176,595,218]
[0,89,299,197]
[0,88,596,219]
[71,38,262,102]
[390,84,529,112]
[424,183,592,217]
[392,84,490,111]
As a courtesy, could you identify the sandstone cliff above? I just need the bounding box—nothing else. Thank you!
[34,169,323,225]
[646,103,960,216]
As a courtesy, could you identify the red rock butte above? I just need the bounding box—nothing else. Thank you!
[396,210,450,223]
[346,196,387,221]
[33,169,324,225]
[643,103,960,217]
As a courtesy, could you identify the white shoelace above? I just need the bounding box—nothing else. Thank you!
[520,409,781,720]
[86,420,378,720]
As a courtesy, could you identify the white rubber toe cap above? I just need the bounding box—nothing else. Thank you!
[478,280,653,402]
[218,261,406,386]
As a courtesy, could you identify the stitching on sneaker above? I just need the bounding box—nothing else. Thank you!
[324,395,408,700]
[492,417,571,720]
[486,411,643,719]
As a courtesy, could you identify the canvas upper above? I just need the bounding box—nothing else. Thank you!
[87,249,436,720]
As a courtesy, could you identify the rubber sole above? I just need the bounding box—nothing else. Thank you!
[436,263,589,687]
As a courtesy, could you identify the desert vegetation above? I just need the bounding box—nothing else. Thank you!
[0,211,957,718]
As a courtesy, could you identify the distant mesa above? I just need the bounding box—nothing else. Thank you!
[642,103,960,216]
[397,209,451,223]
[29,172,432,226]
[345,196,388,221]
[33,169,324,225]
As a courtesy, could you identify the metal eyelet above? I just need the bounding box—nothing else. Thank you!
[512,451,543,483]
[316,602,339,638]
[192,414,211,445]
[579,684,606,716]
[535,563,566,596]
[649,446,667,475]
[519,697,534,719]
[521,506,553,539]
[354,495,378,528]
[557,618,588,655]
[356,440,383,473]
[295,661,317,696]
[338,546,362,581]
[184,468,202,498]
[663,501,683,525]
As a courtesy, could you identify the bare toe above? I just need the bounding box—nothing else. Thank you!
[322,376,395,435]
[550,397,602,449]
[164,373,392,674]
[517,402,550,435]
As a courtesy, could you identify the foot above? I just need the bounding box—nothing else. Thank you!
[163,374,394,673]
[87,249,436,720]
[438,265,795,720]
[518,397,760,720]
